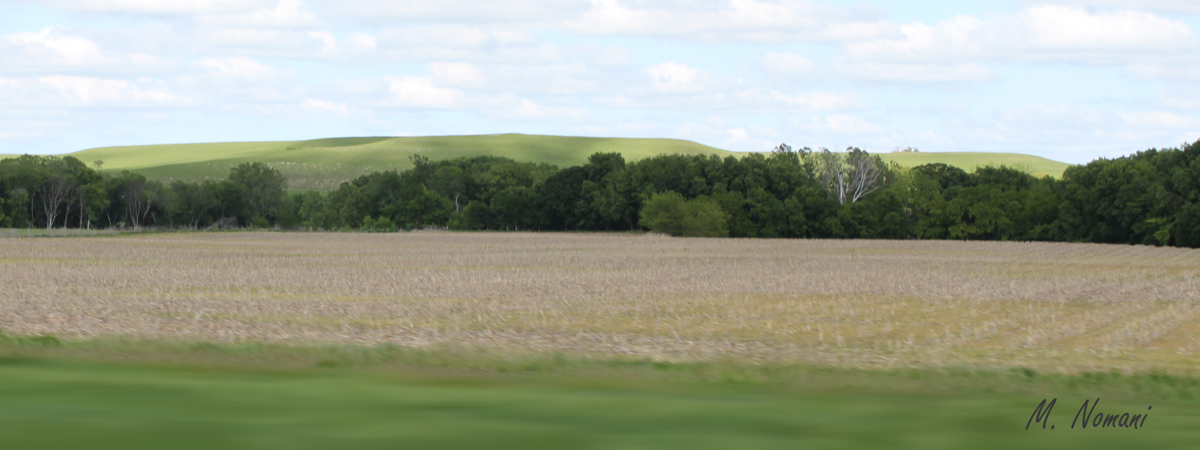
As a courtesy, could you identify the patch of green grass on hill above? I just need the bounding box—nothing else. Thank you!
[881,152,1071,178]
[14,135,1074,191]
[69,134,735,191]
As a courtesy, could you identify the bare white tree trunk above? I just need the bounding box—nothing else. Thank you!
[41,177,73,230]
[846,149,885,203]
[139,188,156,228]
[124,184,152,229]
[810,147,886,205]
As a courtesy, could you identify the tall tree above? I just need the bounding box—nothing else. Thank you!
[640,191,729,237]
[166,180,218,228]
[39,159,74,230]
[228,162,287,222]
[807,147,887,204]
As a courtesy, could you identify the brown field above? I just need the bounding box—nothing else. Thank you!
[3,232,1199,373]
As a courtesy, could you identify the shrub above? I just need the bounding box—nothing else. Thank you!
[640,191,729,237]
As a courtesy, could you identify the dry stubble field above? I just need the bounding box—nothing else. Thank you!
[3,232,1199,373]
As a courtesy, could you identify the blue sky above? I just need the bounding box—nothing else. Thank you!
[3,1,1199,163]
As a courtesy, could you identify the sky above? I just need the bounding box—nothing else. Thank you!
[2,1,1200,163]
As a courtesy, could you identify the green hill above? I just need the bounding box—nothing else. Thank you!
[63,134,736,191]
[4,134,1073,191]
[880,152,1070,179]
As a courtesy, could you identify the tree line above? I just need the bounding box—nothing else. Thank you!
[2,139,1198,247]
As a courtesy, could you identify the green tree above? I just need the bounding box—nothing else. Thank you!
[166,181,216,229]
[640,191,729,237]
[104,171,161,229]
[490,186,535,230]
[202,180,245,226]
[5,188,31,227]
[77,183,109,229]
[579,153,637,230]
[228,163,287,223]
[449,200,490,230]
[387,183,452,229]
[532,166,589,230]
[294,191,327,229]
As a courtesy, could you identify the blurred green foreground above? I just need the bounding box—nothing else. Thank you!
[2,357,1198,450]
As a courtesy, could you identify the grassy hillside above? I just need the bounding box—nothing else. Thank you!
[66,134,734,191]
[5,134,1073,191]
[880,152,1070,179]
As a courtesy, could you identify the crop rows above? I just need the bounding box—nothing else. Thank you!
[2,232,1198,372]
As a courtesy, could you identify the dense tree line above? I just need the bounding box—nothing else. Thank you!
[3,139,1199,248]
[0,156,287,230]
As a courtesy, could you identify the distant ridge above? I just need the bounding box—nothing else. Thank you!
[3,134,1071,191]
[879,152,1069,179]
[61,134,735,191]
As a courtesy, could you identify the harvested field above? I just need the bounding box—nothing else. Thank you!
[3,232,1199,373]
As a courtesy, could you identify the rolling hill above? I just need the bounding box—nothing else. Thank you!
[3,134,1072,191]
[878,152,1070,179]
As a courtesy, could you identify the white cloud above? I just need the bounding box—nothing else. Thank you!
[1,27,176,75]
[723,89,864,112]
[488,63,597,94]
[594,95,640,108]
[1020,5,1192,51]
[667,121,780,152]
[847,6,1195,64]
[497,99,588,121]
[343,33,377,54]
[1127,64,1200,81]
[179,57,298,104]
[334,78,385,96]
[839,62,994,82]
[331,0,590,23]
[0,75,189,107]
[198,28,338,57]
[770,91,862,110]
[1024,0,1200,15]
[384,76,464,108]
[1120,111,1199,129]
[821,20,898,42]
[199,0,318,28]
[328,0,891,45]
[566,0,891,43]
[798,114,883,135]
[592,46,628,65]
[4,28,105,66]
[39,0,271,14]
[326,0,895,44]
[373,26,560,62]
[378,26,491,48]
[646,61,702,93]
[597,85,862,113]
[846,15,984,62]
[306,31,338,56]
[199,57,281,80]
[429,62,487,88]
[1157,86,1200,110]
[300,98,350,115]
[760,52,815,77]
